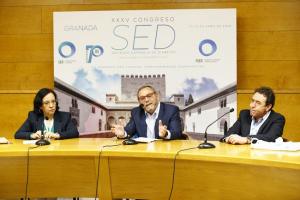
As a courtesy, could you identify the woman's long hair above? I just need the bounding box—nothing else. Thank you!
[33,88,59,115]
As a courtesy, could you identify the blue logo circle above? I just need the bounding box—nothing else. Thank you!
[199,39,217,56]
[91,45,104,57]
[58,41,76,58]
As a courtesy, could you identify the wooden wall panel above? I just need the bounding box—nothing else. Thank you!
[238,31,300,61]
[0,0,299,140]
[238,93,300,141]
[2,0,298,5]
[0,34,53,62]
[237,61,300,90]
[235,1,300,31]
[0,7,41,34]
[0,94,35,138]
[0,0,84,6]
[0,63,53,90]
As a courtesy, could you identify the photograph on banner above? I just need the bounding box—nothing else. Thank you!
[53,9,237,136]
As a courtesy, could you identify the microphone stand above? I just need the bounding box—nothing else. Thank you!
[198,126,216,149]
[122,131,138,145]
[35,117,50,146]
[198,108,234,149]
[35,134,50,146]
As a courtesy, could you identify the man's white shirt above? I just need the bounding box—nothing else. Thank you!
[145,103,170,139]
[250,111,271,136]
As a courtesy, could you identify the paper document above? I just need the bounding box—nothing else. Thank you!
[251,137,300,151]
[23,140,38,145]
[133,137,159,143]
[0,137,9,144]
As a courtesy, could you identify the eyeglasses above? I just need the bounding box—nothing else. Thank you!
[43,100,56,106]
[138,92,155,101]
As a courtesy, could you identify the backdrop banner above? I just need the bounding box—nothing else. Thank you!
[54,9,237,135]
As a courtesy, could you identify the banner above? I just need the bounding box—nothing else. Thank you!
[54,9,237,135]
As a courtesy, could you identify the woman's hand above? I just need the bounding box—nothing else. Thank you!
[30,130,42,139]
[44,132,60,140]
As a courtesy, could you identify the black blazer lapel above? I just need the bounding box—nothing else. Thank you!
[155,103,165,138]
[54,112,62,133]
[154,120,159,138]
[36,115,44,132]
[241,111,252,136]
[244,118,252,136]
[256,111,273,135]
[139,109,147,137]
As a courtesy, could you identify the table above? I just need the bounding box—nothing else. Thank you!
[99,140,300,200]
[1,138,299,199]
[0,138,118,198]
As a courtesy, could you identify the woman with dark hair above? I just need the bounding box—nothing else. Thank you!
[15,88,79,140]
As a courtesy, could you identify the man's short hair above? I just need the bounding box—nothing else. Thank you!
[254,86,275,109]
[136,85,157,98]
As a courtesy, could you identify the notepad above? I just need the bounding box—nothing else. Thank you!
[0,137,9,144]
[251,138,300,151]
[133,137,159,143]
[23,140,38,145]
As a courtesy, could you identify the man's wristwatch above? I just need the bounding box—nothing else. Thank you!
[55,133,60,139]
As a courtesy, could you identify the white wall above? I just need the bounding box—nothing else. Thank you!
[184,92,237,135]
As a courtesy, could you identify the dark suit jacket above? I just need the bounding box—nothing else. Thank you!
[227,109,285,142]
[15,111,79,140]
[124,103,182,139]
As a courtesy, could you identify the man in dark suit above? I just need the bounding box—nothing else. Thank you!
[223,86,285,144]
[112,85,182,139]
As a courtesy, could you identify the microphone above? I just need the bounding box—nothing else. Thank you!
[122,125,138,144]
[35,116,50,146]
[198,108,234,149]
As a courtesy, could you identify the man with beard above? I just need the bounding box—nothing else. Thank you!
[112,85,182,140]
[223,86,285,144]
